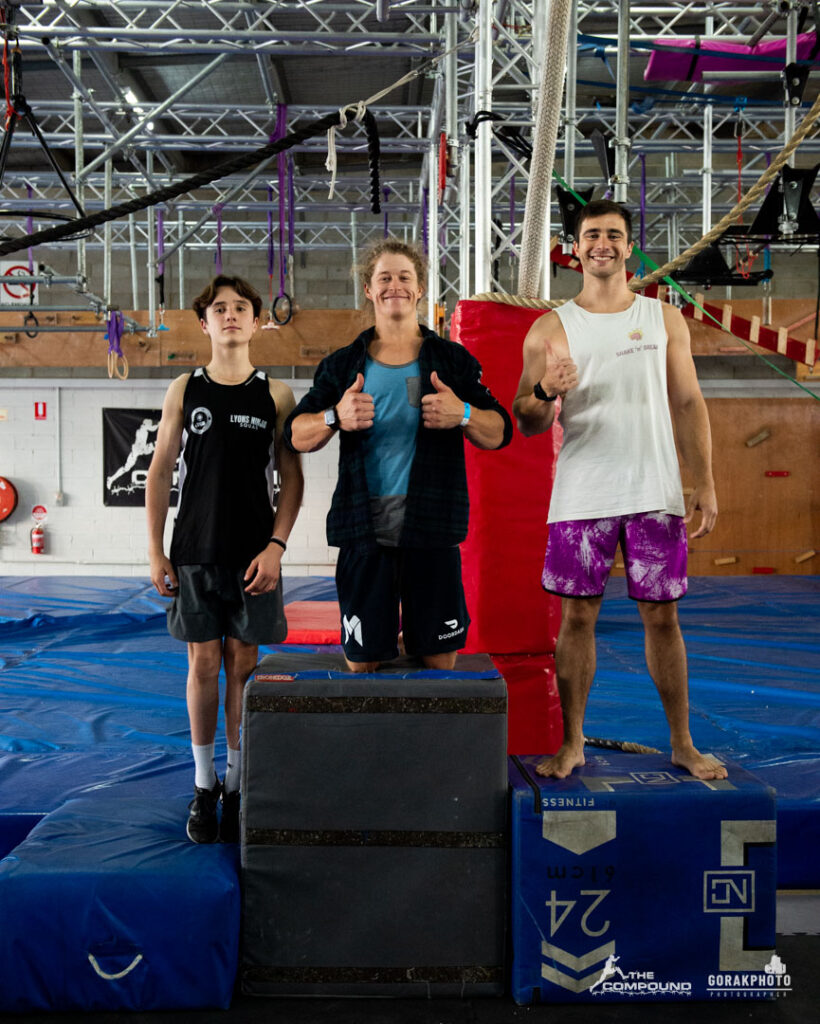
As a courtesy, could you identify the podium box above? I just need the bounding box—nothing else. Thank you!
[510,753,778,1004]
[241,651,507,997]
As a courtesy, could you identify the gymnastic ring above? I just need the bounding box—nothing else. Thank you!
[107,350,129,380]
[23,311,39,339]
[271,292,293,326]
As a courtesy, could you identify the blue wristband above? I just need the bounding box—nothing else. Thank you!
[460,403,471,428]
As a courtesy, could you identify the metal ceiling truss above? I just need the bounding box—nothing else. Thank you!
[12,1,441,56]
[1,0,818,320]
[460,0,820,304]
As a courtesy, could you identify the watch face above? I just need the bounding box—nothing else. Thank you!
[324,408,337,427]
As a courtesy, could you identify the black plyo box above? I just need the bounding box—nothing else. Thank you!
[240,651,507,997]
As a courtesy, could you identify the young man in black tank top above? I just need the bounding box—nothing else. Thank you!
[146,275,303,843]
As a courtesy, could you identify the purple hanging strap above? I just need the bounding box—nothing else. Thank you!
[267,184,275,299]
[288,154,295,259]
[276,104,287,298]
[106,310,128,379]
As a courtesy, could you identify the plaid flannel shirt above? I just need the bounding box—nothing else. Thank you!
[283,325,512,548]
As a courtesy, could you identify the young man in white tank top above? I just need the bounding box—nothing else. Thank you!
[513,200,726,782]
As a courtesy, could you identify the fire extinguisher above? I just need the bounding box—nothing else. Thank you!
[30,524,45,555]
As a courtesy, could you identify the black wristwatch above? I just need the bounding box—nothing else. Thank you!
[533,381,558,402]
[323,407,341,431]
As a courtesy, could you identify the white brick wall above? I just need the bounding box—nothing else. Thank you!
[0,379,337,577]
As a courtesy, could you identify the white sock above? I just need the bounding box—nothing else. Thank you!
[192,742,216,790]
[224,746,241,794]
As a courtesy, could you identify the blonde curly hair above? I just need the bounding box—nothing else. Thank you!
[356,238,427,318]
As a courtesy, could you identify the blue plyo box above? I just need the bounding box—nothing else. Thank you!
[510,753,779,1004]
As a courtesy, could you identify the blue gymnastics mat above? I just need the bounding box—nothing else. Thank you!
[0,574,817,885]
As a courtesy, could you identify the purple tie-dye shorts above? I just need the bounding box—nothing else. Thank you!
[542,512,688,602]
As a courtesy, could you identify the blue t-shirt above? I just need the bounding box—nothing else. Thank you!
[362,356,420,495]
[362,356,421,545]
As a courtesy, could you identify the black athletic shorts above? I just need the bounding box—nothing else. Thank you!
[167,564,287,646]
[335,545,470,662]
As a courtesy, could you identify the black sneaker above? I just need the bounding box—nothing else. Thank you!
[220,787,240,844]
[186,777,221,844]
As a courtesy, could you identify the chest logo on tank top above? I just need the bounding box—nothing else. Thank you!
[190,407,213,434]
[628,328,643,342]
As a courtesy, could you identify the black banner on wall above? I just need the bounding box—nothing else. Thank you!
[103,408,179,507]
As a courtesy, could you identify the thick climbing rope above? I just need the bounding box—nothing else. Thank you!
[586,737,662,755]
[633,89,820,290]
[517,0,573,297]
[471,88,820,397]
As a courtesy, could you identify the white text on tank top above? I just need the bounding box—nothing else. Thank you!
[548,294,684,523]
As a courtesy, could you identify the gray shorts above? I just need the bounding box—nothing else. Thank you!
[167,564,287,645]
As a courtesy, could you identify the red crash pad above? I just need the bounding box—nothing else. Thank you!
[284,601,341,645]
[453,299,562,655]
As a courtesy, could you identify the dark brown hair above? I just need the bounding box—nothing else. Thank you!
[574,200,633,244]
[192,274,263,321]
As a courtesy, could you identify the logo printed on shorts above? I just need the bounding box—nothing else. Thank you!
[438,617,464,641]
[190,407,213,434]
[342,614,363,647]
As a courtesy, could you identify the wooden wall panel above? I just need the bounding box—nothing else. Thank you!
[612,397,818,577]
[684,397,819,576]
[0,307,365,369]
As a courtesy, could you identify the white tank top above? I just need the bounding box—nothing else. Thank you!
[548,294,685,523]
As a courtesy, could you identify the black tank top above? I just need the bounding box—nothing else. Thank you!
[170,367,277,568]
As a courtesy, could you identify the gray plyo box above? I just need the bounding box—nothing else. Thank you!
[240,651,507,997]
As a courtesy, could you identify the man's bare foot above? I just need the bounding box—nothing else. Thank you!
[671,745,728,780]
[535,744,586,779]
[344,657,380,673]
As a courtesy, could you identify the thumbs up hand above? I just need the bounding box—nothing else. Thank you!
[422,371,464,430]
[541,347,578,399]
[336,373,374,431]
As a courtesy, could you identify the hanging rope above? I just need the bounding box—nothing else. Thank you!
[272,103,293,325]
[266,183,275,305]
[212,202,223,275]
[586,737,662,755]
[383,185,391,238]
[155,208,168,330]
[635,153,647,278]
[421,185,429,255]
[634,89,820,290]
[517,0,574,297]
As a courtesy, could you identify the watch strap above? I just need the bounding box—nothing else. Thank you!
[533,381,558,402]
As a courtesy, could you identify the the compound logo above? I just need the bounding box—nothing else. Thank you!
[438,617,464,641]
[190,407,213,434]
[589,954,692,998]
[708,954,791,998]
[342,614,363,647]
